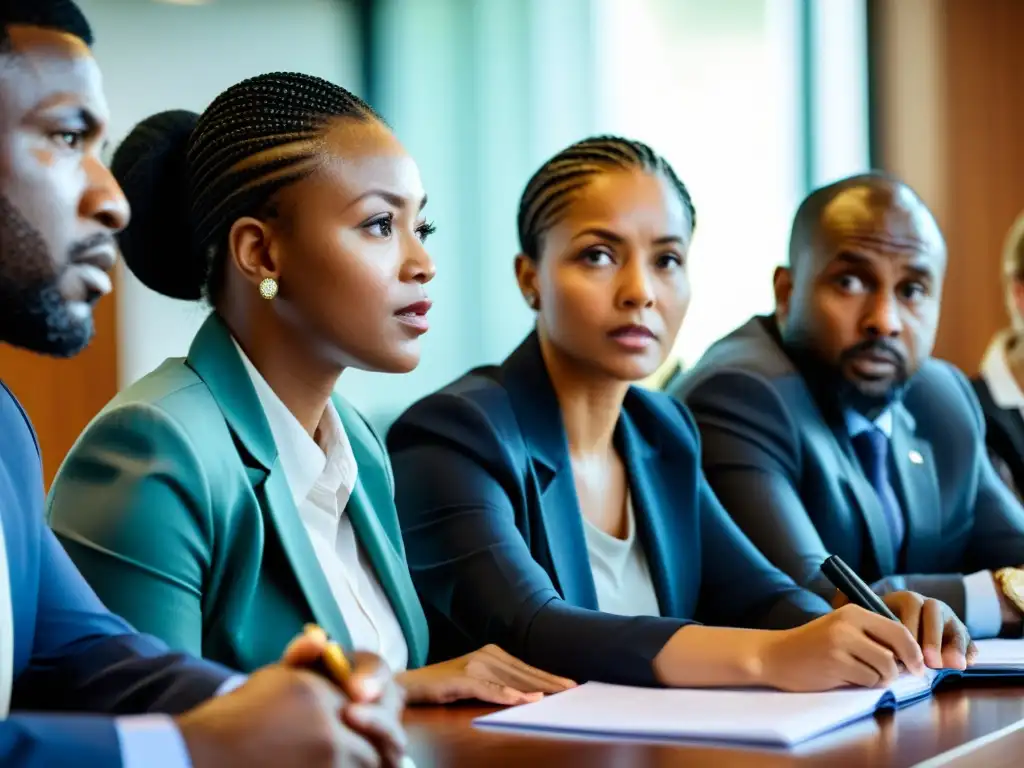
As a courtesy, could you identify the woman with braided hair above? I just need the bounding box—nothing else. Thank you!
[387,135,975,690]
[46,72,575,706]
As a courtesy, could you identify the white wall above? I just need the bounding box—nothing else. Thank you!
[78,0,361,389]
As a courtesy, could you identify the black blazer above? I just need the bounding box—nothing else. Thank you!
[671,316,1024,617]
[972,375,1024,500]
[387,333,831,686]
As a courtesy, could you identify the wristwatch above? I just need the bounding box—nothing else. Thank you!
[993,567,1024,615]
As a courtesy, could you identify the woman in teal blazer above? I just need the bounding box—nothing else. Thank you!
[46,73,572,706]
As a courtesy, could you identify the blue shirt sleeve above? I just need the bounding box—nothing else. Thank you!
[216,674,247,696]
[115,674,248,768]
[116,715,192,768]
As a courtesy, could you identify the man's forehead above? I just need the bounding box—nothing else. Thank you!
[5,23,90,56]
[816,185,943,254]
[0,25,103,117]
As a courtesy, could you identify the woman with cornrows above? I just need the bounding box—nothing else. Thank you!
[46,72,573,707]
[387,136,974,691]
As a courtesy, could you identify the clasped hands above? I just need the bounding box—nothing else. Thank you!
[177,629,575,768]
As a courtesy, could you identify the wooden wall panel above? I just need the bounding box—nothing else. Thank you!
[873,0,1024,374]
[0,280,118,490]
[941,0,1024,374]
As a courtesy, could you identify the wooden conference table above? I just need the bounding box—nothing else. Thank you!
[404,684,1024,767]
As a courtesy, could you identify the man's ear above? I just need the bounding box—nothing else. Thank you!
[774,265,794,325]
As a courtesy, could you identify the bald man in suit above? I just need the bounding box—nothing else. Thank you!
[671,173,1024,641]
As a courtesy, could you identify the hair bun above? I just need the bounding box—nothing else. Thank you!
[112,110,203,300]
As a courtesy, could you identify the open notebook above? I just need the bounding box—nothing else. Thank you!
[475,639,1024,747]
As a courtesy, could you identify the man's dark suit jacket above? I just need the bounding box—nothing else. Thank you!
[669,315,1024,618]
[0,381,231,767]
[386,332,831,687]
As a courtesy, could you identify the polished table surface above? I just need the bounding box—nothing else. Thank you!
[405,683,1024,767]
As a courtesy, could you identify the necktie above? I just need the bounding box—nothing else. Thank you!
[851,428,905,556]
[0,517,12,718]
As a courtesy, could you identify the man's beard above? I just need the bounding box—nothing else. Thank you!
[0,278,93,357]
[834,338,910,414]
[782,326,909,417]
[0,194,93,358]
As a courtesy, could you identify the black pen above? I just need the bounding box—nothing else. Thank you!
[820,555,900,622]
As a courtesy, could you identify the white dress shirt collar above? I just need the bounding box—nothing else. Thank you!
[981,330,1024,410]
[231,339,358,511]
[844,406,894,439]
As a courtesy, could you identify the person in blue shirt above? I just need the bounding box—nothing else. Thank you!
[0,1,404,766]
[388,136,976,690]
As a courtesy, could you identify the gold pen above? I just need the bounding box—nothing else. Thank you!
[302,625,417,768]
[303,623,354,695]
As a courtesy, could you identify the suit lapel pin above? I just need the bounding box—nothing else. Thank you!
[908,449,924,465]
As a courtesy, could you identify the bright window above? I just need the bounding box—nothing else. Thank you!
[593,0,869,381]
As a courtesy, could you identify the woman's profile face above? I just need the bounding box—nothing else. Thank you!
[264,117,436,373]
[519,168,692,383]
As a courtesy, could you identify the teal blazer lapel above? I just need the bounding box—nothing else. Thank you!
[185,313,276,470]
[187,313,352,650]
[257,465,354,650]
[335,398,429,668]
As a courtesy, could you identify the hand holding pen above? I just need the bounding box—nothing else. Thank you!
[822,555,975,671]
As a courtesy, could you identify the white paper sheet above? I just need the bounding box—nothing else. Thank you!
[475,682,895,747]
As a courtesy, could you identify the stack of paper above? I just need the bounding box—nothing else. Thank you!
[969,639,1024,669]
[475,639,1024,747]
[477,680,911,747]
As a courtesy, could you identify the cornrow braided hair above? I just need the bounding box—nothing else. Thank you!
[517,135,696,260]
[112,72,379,302]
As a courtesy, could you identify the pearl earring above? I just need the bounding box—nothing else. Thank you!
[258,277,278,300]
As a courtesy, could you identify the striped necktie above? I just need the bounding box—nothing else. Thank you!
[0,516,12,718]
